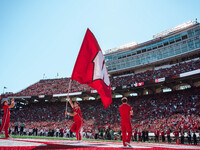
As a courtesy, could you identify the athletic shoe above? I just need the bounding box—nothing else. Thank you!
[125,142,132,147]
[77,140,82,143]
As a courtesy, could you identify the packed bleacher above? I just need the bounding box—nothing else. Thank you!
[110,58,200,87]
[13,79,92,96]
[1,58,200,144]
[5,86,200,144]
[13,58,200,96]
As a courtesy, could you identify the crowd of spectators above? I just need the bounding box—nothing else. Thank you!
[13,78,92,96]
[12,58,200,96]
[1,86,198,144]
[110,58,200,87]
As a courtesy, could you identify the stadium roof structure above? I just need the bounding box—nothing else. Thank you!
[104,19,198,55]
[104,19,200,77]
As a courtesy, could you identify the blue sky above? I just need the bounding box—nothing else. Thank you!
[0,0,199,94]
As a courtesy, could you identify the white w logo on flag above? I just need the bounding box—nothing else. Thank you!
[92,51,110,86]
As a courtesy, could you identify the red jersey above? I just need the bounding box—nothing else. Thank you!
[134,130,138,136]
[161,131,165,136]
[1,105,10,138]
[60,128,64,133]
[173,130,179,137]
[138,131,142,136]
[119,103,132,124]
[3,105,10,117]
[167,130,170,135]
[73,106,82,122]
[154,130,160,136]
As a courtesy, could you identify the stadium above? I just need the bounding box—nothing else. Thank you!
[1,19,200,150]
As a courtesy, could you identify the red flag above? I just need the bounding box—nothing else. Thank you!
[71,28,112,109]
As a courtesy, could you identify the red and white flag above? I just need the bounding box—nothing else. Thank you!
[71,28,112,109]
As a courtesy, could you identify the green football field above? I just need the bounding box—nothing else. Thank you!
[1,135,122,142]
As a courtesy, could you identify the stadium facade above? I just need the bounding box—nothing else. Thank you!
[104,20,200,75]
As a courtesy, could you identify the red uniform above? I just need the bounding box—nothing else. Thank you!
[0,105,10,138]
[119,103,132,146]
[156,130,160,136]
[71,106,82,141]
[134,130,138,136]
[161,131,165,136]
[167,129,170,135]
[173,130,179,137]
[138,131,142,141]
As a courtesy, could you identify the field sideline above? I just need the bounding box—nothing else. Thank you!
[1,135,200,150]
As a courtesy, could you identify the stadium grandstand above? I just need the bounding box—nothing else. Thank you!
[1,19,200,144]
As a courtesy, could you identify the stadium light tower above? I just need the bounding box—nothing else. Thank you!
[2,86,7,94]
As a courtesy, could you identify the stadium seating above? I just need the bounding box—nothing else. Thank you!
[110,58,200,87]
[9,86,200,138]
[13,58,200,96]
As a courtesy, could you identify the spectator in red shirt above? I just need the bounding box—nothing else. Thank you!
[166,128,171,143]
[60,128,64,137]
[119,97,133,147]
[66,96,83,142]
[173,129,179,144]
[154,128,160,143]
[0,98,15,138]
[138,130,142,141]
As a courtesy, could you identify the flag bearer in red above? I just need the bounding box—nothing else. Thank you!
[0,98,15,138]
[119,97,133,147]
[65,96,83,142]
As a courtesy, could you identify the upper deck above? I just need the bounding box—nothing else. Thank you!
[104,20,200,74]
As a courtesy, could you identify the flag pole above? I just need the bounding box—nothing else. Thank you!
[65,79,72,116]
